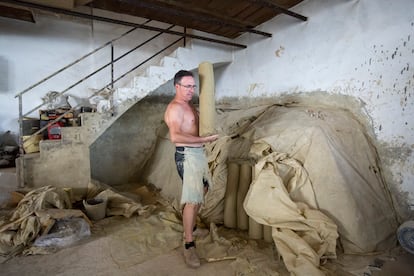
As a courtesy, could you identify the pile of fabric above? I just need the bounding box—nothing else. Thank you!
[0,183,156,261]
[146,103,399,275]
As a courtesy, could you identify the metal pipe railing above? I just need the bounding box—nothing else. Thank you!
[16,20,184,187]
[23,37,185,144]
[14,24,146,98]
[20,24,176,119]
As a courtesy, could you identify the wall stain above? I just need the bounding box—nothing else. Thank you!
[275,46,285,57]
[358,22,414,132]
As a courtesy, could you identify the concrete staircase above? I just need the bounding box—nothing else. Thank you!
[110,46,233,139]
[19,44,233,195]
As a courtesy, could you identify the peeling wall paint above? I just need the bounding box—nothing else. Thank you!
[191,0,414,212]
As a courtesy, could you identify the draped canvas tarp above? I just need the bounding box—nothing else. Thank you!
[146,103,399,274]
[240,105,398,254]
[243,145,338,275]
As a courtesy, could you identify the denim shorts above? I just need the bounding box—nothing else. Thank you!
[175,146,209,189]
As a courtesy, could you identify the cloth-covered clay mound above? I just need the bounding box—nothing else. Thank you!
[146,103,399,275]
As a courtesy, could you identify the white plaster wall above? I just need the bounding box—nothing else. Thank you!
[0,9,181,133]
[192,0,414,208]
[0,0,413,209]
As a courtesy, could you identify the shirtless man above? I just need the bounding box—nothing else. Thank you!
[164,70,218,268]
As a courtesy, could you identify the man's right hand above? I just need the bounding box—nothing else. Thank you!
[204,134,219,143]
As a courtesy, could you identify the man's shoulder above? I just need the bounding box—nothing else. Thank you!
[165,100,185,119]
[167,100,190,111]
[166,100,181,112]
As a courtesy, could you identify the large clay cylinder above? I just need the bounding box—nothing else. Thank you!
[263,225,273,243]
[237,163,251,230]
[248,164,263,239]
[224,162,239,229]
[198,62,216,136]
[249,217,263,240]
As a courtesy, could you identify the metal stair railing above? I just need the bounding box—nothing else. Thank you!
[15,21,185,187]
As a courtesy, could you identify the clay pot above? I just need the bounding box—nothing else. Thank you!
[83,198,107,221]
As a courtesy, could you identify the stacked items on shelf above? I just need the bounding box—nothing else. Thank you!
[22,107,95,154]
[39,108,76,140]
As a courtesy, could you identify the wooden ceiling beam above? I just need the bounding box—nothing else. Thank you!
[1,0,247,48]
[102,0,272,37]
[0,4,35,22]
[246,0,307,21]
[149,0,258,27]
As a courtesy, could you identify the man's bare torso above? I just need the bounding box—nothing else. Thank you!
[179,102,199,135]
[164,99,203,147]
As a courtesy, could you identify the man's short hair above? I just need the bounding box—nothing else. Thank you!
[174,70,193,85]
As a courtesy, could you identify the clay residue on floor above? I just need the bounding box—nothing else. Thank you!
[0,176,413,275]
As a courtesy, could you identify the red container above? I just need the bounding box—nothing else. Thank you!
[47,121,63,140]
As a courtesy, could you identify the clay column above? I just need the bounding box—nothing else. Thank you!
[198,62,216,136]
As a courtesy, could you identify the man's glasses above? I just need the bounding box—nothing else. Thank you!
[178,83,197,90]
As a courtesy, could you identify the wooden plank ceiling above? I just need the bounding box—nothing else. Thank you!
[0,0,307,39]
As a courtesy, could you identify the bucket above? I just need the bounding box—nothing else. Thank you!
[83,198,107,221]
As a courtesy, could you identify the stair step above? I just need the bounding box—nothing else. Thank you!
[114,87,140,105]
[39,139,62,153]
[173,47,191,60]
[160,56,182,69]
[61,126,83,143]
[145,65,176,82]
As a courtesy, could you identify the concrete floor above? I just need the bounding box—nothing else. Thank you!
[1,167,413,275]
